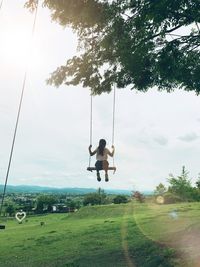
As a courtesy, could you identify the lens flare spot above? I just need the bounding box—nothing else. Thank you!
[156,195,164,204]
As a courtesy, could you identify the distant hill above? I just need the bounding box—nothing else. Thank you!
[0,184,152,195]
[0,184,132,195]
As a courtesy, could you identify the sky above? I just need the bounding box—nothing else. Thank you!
[0,0,200,191]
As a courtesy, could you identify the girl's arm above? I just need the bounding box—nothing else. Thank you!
[108,145,115,157]
[88,145,97,156]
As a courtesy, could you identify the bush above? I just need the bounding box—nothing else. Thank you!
[163,192,183,204]
[113,195,128,204]
[5,203,16,216]
[83,193,101,206]
[133,191,145,203]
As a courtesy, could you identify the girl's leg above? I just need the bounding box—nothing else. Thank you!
[103,161,109,182]
[96,171,101,181]
[95,161,102,181]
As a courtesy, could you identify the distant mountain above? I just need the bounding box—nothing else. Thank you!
[0,184,152,195]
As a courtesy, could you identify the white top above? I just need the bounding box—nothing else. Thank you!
[95,148,112,161]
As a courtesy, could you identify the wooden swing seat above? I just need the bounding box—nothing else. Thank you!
[87,166,116,172]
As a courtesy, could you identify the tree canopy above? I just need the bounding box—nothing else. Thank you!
[26,0,200,94]
[154,183,167,196]
[168,166,193,201]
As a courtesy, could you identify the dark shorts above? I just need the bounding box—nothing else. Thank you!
[95,160,109,171]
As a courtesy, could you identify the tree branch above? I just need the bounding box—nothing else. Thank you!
[196,22,200,33]
[147,24,185,41]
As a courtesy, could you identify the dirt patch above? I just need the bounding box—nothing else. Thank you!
[164,225,200,266]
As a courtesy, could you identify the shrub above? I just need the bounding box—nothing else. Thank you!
[163,192,183,204]
[83,193,101,206]
[113,195,128,204]
[133,191,145,203]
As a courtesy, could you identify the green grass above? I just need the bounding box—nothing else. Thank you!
[133,201,200,267]
[0,202,199,267]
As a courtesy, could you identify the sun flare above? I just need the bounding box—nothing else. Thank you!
[0,23,38,70]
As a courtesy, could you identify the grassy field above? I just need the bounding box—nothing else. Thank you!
[0,201,199,267]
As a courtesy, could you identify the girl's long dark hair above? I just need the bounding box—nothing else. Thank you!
[98,139,106,156]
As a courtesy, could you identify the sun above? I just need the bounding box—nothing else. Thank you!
[0,23,38,71]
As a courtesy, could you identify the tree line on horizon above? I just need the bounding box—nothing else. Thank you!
[1,189,129,217]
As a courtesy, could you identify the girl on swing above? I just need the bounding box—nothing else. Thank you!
[88,139,115,182]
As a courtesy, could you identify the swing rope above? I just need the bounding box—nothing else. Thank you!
[111,84,116,168]
[88,93,93,168]
[0,0,39,216]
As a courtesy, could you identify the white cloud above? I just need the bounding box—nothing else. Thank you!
[178,133,199,142]
[153,136,168,146]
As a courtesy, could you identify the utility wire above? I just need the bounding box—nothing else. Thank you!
[0,0,39,216]
[0,0,3,11]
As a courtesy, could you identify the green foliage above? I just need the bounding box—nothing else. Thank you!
[133,191,145,203]
[83,193,101,206]
[190,187,200,201]
[168,166,195,201]
[82,192,106,206]
[154,183,167,196]
[196,173,200,189]
[36,194,57,213]
[83,188,108,206]
[5,202,15,216]
[26,0,200,94]
[152,167,200,203]
[65,199,79,209]
[113,194,128,204]
[163,192,183,204]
